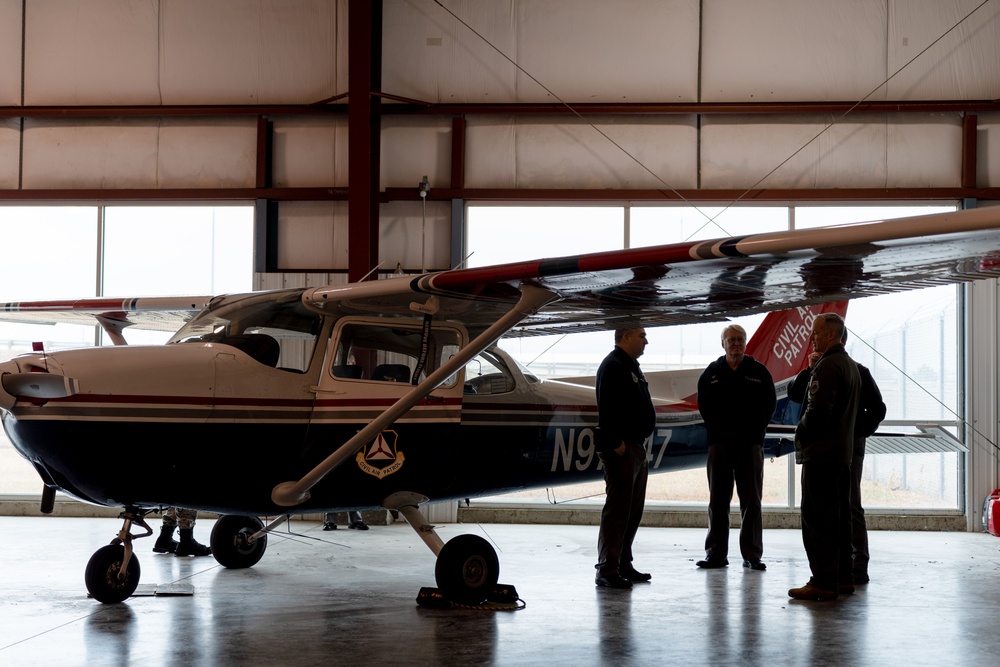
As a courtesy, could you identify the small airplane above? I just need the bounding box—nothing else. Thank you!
[1,206,998,604]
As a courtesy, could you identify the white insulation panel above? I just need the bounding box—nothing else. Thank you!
[272,116,349,188]
[0,119,18,189]
[22,0,345,106]
[464,115,699,189]
[380,117,454,192]
[277,201,349,271]
[383,0,700,104]
[0,0,23,106]
[379,201,451,271]
[702,0,890,103]
[20,118,256,189]
[980,112,1000,188]
[274,200,452,272]
[701,113,963,190]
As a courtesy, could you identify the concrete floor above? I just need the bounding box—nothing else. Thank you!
[2,516,999,666]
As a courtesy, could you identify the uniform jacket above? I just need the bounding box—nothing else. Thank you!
[595,346,656,452]
[697,354,776,445]
[790,360,886,456]
[793,344,861,465]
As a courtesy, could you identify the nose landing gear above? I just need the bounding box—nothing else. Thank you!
[84,509,153,604]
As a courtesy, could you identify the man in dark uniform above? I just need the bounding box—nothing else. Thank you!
[789,329,885,585]
[789,313,860,601]
[696,324,776,571]
[594,327,657,589]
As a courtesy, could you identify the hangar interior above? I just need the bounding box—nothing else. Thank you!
[1,1,1000,664]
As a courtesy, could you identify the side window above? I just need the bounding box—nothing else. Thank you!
[332,322,461,387]
[464,349,516,395]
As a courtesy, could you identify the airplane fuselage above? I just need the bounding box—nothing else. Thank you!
[1,343,712,514]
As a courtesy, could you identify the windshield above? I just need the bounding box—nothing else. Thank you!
[169,290,322,372]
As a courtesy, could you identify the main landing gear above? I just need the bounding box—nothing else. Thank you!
[384,492,506,606]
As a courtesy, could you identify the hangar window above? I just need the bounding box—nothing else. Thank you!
[0,204,253,496]
[466,203,963,517]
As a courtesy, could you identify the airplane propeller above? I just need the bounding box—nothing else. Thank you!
[1,372,80,401]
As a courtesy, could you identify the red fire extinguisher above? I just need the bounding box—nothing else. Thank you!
[984,488,1000,537]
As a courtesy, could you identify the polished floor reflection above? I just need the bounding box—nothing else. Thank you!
[2,516,999,666]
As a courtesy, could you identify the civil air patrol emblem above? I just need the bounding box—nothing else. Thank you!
[356,429,405,479]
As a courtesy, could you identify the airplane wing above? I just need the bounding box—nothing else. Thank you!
[0,296,212,340]
[308,206,1000,337]
[3,207,1000,340]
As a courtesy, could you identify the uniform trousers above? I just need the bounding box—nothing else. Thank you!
[705,442,764,562]
[800,460,853,590]
[596,442,648,576]
[850,448,870,577]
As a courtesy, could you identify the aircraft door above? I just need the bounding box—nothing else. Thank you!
[308,318,468,502]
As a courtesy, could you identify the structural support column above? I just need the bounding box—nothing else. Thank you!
[348,0,383,282]
[962,114,977,189]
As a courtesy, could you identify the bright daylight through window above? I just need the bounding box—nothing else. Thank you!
[467,204,962,512]
[0,205,253,495]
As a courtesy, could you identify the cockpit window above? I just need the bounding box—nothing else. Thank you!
[168,290,322,372]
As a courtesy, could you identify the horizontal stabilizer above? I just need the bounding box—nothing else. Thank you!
[765,423,966,456]
[865,424,966,456]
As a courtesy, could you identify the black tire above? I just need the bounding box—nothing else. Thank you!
[85,544,141,604]
[210,515,267,569]
[434,534,500,604]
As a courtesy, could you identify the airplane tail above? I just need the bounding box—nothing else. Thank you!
[745,301,848,384]
[744,301,849,426]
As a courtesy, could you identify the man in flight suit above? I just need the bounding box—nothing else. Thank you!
[696,324,776,571]
[789,313,860,601]
[594,327,656,589]
[789,328,885,584]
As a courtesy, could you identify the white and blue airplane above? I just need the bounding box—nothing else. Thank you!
[0,206,997,603]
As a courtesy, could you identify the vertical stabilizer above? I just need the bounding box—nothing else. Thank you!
[745,301,848,426]
[745,301,848,384]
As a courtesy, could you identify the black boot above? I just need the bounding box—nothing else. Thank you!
[175,528,212,557]
[153,525,178,554]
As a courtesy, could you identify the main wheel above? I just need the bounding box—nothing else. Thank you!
[210,515,267,569]
[85,544,141,604]
[434,534,500,604]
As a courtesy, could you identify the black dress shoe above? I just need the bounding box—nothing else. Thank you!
[743,559,767,571]
[696,558,728,569]
[620,567,652,582]
[595,573,633,589]
[348,521,369,530]
[322,522,337,531]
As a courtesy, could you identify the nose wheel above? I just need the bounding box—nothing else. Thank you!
[84,510,152,604]
[85,544,141,604]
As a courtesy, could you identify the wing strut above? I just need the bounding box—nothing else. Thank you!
[270,284,559,507]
